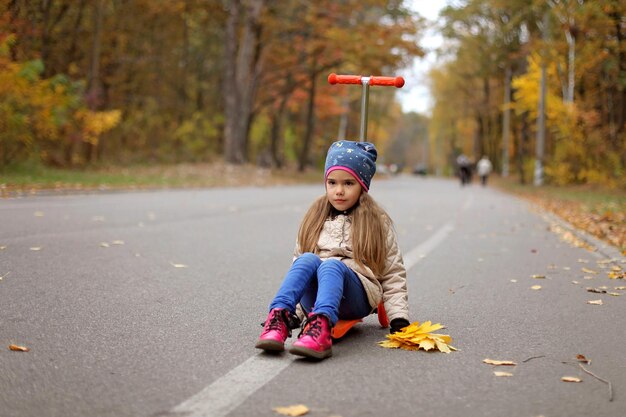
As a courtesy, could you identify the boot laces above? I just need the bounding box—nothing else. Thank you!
[299,314,325,338]
[262,309,295,337]
[265,309,286,332]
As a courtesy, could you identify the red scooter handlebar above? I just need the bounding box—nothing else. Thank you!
[328,73,405,88]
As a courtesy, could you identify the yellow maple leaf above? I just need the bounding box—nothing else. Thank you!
[378,320,456,353]
[419,338,435,351]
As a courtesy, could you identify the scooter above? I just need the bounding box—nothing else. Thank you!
[326,72,404,338]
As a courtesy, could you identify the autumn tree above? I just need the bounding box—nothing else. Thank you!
[431,0,625,187]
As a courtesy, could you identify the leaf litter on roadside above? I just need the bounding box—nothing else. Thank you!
[379,320,456,353]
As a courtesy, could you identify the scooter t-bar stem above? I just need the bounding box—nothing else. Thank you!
[328,73,405,141]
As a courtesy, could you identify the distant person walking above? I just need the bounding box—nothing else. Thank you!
[477,155,493,186]
[456,154,472,186]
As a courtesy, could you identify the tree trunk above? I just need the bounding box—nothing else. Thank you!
[337,98,349,141]
[298,71,318,172]
[534,11,549,186]
[269,92,291,168]
[517,112,529,185]
[223,0,241,163]
[564,28,575,103]
[66,0,87,73]
[501,65,512,177]
[223,0,265,164]
[83,0,105,165]
[609,7,625,169]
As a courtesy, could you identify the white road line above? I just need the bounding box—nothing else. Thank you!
[403,221,455,270]
[169,220,455,417]
[170,355,287,417]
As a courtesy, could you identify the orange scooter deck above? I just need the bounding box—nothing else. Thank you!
[331,301,389,339]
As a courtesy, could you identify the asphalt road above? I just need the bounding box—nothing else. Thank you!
[1,176,624,417]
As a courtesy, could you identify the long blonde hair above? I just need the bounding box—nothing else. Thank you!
[297,192,391,276]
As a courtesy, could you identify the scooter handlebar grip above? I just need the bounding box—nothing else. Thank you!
[369,76,405,88]
[328,73,362,85]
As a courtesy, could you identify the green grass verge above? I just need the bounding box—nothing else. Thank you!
[1,162,321,195]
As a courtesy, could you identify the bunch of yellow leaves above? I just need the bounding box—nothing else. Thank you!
[378,321,456,353]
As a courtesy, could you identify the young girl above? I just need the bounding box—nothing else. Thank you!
[255,140,409,360]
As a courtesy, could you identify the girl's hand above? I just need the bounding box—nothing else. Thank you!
[389,318,410,334]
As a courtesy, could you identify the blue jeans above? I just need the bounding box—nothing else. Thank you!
[269,252,371,325]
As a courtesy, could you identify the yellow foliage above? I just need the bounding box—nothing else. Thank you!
[378,320,456,353]
[76,109,122,145]
[511,52,568,124]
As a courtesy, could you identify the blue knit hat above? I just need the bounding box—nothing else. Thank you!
[324,140,378,192]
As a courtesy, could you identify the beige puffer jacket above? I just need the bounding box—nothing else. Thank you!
[293,213,409,322]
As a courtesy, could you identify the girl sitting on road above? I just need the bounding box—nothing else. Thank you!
[255,140,409,360]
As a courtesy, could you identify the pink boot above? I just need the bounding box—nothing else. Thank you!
[289,313,332,360]
[255,308,292,352]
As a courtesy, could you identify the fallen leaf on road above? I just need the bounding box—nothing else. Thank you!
[273,404,309,416]
[608,292,621,296]
[29,247,42,251]
[379,320,456,353]
[608,271,625,279]
[576,354,590,364]
[34,211,44,217]
[510,279,518,283]
[0,245,6,250]
[531,274,546,279]
[100,242,110,248]
[586,288,607,294]
[112,240,125,245]
[587,300,603,305]
[494,371,514,377]
[483,359,517,366]
[578,259,589,263]
[582,268,598,275]
[561,376,582,383]
[614,286,626,290]
[572,281,580,284]
[170,261,188,268]
[9,344,29,352]
[531,285,542,290]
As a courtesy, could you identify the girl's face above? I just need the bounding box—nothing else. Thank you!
[325,169,363,211]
